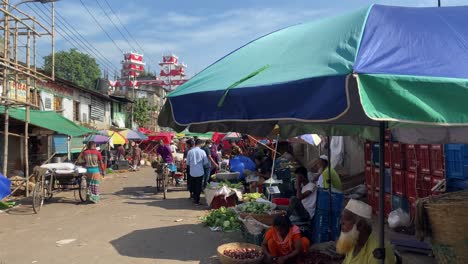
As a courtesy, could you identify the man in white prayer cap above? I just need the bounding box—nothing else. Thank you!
[309,155,342,191]
[338,199,396,264]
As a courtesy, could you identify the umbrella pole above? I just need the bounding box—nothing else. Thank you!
[327,136,332,239]
[268,134,280,200]
[377,122,386,263]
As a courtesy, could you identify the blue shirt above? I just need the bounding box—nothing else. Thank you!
[187,147,208,177]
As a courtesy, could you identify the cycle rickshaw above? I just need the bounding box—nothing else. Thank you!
[32,164,88,213]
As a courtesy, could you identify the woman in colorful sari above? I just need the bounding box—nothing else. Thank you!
[79,141,104,203]
[262,215,310,264]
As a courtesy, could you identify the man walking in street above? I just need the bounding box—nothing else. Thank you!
[201,140,212,189]
[186,139,209,205]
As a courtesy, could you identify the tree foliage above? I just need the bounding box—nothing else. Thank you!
[133,98,157,127]
[44,48,101,89]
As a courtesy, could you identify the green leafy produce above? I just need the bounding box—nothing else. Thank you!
[242,193,264,202]
[208,180,243,189]
[240,202,271,214]
[219,180,243,189]
[200,207,241,232]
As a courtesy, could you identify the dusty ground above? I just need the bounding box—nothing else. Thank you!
[0,167,436,264]
[0,167,240,264]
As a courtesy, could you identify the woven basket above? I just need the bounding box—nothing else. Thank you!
[217,242,263,264]
[239,210,286,226]
[424,191,468,264]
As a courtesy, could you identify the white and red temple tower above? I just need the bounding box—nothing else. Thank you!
[159,54,188,91]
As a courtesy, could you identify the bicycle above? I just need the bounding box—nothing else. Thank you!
[154,163,178,199]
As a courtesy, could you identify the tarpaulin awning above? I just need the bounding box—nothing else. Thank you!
[0,106,92,137]
[148,132,174,145]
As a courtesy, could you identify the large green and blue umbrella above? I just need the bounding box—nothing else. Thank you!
[159,5,468,142]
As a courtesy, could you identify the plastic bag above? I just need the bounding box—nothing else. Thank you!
[388,208,411,229]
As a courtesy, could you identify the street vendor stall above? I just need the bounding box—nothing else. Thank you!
[159,5,468,263]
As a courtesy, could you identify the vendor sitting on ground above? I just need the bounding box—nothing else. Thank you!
[288,166,317,222]
[263,215,310,264]
[338,199,396,264]
[311,155,342,191]
[249,155,272,192]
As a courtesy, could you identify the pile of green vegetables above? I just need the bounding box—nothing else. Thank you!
[207,180,243,189]
[242,193,264,202]
[239,201,272,214]
[201,207,241,232]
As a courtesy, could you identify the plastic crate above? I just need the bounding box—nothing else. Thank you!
[365,166,373,188]
[372,143,391,168]
[430,145,445,177]
[316,189,344,213]
[372,192,391,217]
[385,193,392,217]
[391,143,406,170]
[416,175,432,198]
[373,167,380,191]
[392,195,410,213]
[408,196,417,220]
[406,171,417,198]
[367,187,374,209]
[392,169,405,196]
[418,145,431,174]
[406,144,418,172]
[385,142,392,168]
[312,209,341,243]
[373,167,391,193]
[372,143,380,167]
[365,142,372,166]
[446,178,468,192]
[445,144,468,180]
[272,198,289,206]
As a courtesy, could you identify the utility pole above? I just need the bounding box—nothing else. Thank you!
[3,0,10,176]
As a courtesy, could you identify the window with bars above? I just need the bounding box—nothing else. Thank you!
[73,101,80,121]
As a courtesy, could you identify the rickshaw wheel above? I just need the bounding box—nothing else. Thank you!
[32,180,44,214]
[78,176,88,202]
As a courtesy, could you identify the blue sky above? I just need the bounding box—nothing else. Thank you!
[25,0,467,78]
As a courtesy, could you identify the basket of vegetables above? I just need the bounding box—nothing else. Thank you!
[237,201,286,226]
[217,242,263,264]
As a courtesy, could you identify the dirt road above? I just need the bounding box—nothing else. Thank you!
[0,167,240,264]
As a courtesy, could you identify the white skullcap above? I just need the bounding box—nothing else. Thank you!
[345,199,372,219]
[319,155,328,161]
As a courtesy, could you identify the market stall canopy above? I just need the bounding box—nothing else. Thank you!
[158,5,468,143]
[0,106,92,136]
[148,132,174,145]
[83,134,110,144]
[118,129,148,141]
[176,131,214,139]
[98,130,128,145]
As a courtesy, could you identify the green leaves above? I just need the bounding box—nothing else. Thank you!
[133,98,158,127]
[43,48,101,89]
